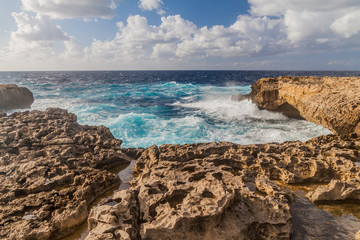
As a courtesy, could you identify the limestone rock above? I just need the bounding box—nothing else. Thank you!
[291,194,360,240]
[0,108,131,240]
[307,179,360,202]
[87,133,360,240]
[249,76,360,134]
[0,84,34,113]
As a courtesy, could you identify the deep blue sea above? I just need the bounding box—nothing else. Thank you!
[1,71,360,148]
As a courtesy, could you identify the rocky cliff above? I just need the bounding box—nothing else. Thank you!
[0,108,132,239]
[0,84,34,113]
[249,76,360,135]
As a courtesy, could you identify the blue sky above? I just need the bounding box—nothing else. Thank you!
[0,0,359,71]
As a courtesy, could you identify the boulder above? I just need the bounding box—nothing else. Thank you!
[0,84,34,113]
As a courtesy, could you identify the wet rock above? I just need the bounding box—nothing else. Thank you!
[250,76,360,134]
[291,194,360,240]
[121,148,145,160]
[0,108,131,240]
[0,84,34,113]
[307,180,360,202]
[230,93,251,102]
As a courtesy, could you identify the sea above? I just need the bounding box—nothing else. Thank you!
[1,71,360,148]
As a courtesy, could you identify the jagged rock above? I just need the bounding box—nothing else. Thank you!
[87,133,360,240]
[0,108,131,240]
[0,84,34,113]
[249,76,360,134]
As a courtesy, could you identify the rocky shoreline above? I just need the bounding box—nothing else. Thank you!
[1,76,360,239]
[0,109,132,239]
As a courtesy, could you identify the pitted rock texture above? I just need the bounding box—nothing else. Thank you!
[250,76,360,135]
[0,108,131,240]
[87,133,360,240]
[0,84,34,113]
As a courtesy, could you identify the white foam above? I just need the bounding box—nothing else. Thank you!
[174,96,288,122]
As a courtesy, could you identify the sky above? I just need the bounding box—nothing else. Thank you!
[0,0,359,71]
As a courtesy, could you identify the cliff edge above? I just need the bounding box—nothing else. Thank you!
[249,76,360,135]
[0,84,34,113]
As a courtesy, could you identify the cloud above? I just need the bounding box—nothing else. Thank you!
[0,11,81,70]
[138,0,163,11]
[1,0,360,70]
[85,13,287,65]
[11,12,69,43]
[331,8,360,38]
[21,0,116,19]
[248,0,360,44]
[176,16,286,58]
[249,0,360,16]
[85,14,197,63]
[9,12,69,58]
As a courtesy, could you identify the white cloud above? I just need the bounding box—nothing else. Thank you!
[9,12,69,57]
[138,0,163,11]
[11,12,69,42]
[85,13,287,65]
[1,0,360,70]
[176,15,286,58]
[85,14,197,63]
[249,0,359,16]
[248,0,360,45]
[331,8,360,38]
[0,11,84,70]
[21,0,116,19]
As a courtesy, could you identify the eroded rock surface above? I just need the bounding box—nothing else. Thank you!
[0,84,34,113]
[0,108,131,239]
[87,134,360,240]
[249,76,360,135]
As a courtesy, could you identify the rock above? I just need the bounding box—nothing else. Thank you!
[356,230,360,240]
[0,84,34,113]
[230,94,251,102]
[291,194,360,240]
[121,147,145,160]
[86,133,360,240]
[249,76,360,134]
[0,108,131,240]
[307,179,360,202]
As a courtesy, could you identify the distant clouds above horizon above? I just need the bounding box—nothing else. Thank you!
[0,0,359,71]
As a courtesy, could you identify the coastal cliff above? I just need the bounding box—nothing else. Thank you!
[2,76,360,240]
[249,76,360,135]
[0,84,34,113]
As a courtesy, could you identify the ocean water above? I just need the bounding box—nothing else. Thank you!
[1,71,359,148]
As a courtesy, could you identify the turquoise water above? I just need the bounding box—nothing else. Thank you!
[2,71,356,147]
